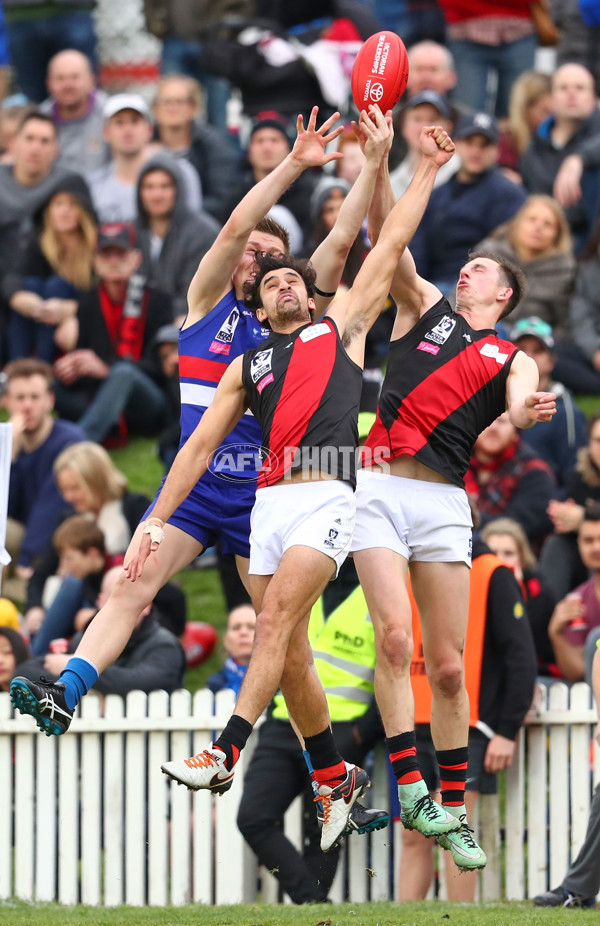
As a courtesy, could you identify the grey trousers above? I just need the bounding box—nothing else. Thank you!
[563,782,600,897]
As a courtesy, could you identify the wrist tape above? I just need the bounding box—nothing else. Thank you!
[142,518,165,545]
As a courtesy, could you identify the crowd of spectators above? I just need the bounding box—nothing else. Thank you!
[1,0,600,903]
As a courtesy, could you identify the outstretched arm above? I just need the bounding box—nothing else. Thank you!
[187,107,344,321]
[505,351,557,429]
[366,129,440,324]
[125,357,248,579]
[328,125,454,362]
[310,106,391,310]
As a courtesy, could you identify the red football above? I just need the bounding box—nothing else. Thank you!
[182,621,219,668]
[351,31,409,114]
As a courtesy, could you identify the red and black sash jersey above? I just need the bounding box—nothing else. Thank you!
[242,316,362,489]
[361,298,520,487]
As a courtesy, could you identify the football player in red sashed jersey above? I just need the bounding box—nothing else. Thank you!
[350,130,557,873]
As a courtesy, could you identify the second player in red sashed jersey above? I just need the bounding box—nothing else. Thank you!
[122,120,459,855]
[362,296,519,487]
[351,136,557,871]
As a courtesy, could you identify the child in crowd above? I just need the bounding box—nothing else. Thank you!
[30,515,106,656]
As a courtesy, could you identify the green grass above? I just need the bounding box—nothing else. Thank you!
[575,395,600,420]
[110,437,229,692]
[0,900,597,926]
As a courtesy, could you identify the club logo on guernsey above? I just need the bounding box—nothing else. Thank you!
[250,349,275,392]
[424,315,456,345]
[209,307,241,355]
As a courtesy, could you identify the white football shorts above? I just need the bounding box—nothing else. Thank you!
[351,470,472,566]
[249,479,356,577]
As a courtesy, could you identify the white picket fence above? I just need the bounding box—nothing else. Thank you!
[0,681,598,906]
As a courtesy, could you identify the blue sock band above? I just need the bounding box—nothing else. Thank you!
[59,656,99,710]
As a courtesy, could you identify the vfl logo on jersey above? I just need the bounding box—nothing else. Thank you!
[424,315,456,346]
[300,322,332,343]
[324,527,339,548]
[480,342,509,365]
[209,307,240,355]
[250,348,274,384]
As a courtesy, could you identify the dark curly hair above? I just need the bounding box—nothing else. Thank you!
[243,253,318,312]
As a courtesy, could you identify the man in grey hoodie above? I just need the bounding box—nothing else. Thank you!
[135,154,220,321]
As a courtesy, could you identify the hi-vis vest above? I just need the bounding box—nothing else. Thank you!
[410,553,499,729]
[272,585,376,722]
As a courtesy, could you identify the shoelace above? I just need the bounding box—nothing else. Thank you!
[315,791,332,824]
[410,794,444,822]
[456,818,478,849]
[184,750,221,770]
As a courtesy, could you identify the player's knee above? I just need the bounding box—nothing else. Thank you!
[428,659,464,700]
[110,568,157,613]
[253,608,287,648]
[377,621,413,669]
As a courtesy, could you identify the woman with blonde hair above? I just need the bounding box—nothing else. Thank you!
[476,194,576,340]
[499,70,553,174]
[4,174,97,361]
[481,517,558,678]
[23,442,150,644]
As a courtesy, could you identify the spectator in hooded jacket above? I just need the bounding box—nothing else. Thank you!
[52,222,173,444]
[152,74,240,222]
[135,153,219,322]
[520,63,600,251]
[3,173,97,362]
[87,93,201,224]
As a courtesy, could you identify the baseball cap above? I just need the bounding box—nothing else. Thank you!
[455,111,499,144]
[103,93,151,122]
[404,90,451,120]
[511,316,554,350]
[154,324,180,347]
[97,222,137,251]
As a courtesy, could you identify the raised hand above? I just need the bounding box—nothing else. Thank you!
[290,106,344,170]
[419,125,455,166]
[354,105,392,165]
